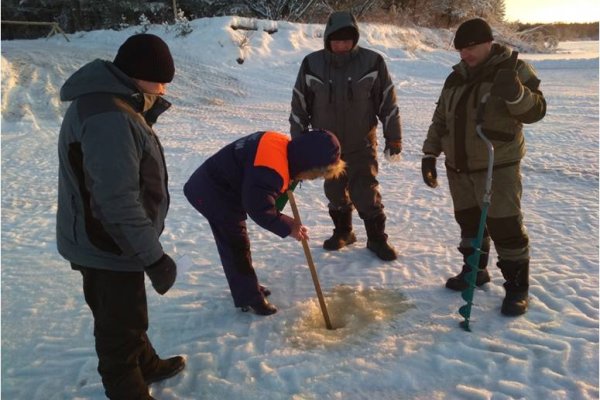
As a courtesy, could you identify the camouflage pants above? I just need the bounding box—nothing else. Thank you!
[447,163,529,261]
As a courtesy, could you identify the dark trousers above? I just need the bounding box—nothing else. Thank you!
[324,147,383,219]
[76,265,158,400]
[183,172,262,308]
[207,220,263,307]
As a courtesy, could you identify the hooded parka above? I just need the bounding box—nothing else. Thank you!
[56,59,171,271]
[289,11,401,153]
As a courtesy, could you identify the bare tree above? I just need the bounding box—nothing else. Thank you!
[241,0,321,21]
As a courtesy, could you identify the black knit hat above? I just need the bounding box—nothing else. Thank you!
[454,18,494,50]
[330,26,357,42]
[113,34,175,83]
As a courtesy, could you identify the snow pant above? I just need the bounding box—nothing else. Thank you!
[324,146,384,220]
[74,265,158,400]
[206,219,264,307]
[183,173,262,308]
[447,163,529,262]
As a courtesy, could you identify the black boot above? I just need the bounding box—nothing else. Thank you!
[498,259,529,316]
[446,246,490,291]
[144,356,186,385]
[323,209,357,250]
[241,298,277,315]
[364,214,397,261]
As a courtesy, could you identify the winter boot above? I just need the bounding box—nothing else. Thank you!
[445,245,491,291]
[498,259,529,316]
[144,356,186,385]
[323,209,357,250]
[364,214,397,261]
[241,298,277,315]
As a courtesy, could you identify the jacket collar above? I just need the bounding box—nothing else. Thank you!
[130,92,172,126]
[325,45,359,68]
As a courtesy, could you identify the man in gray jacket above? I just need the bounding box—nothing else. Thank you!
[57,34,184,399]
[289,11,402,261]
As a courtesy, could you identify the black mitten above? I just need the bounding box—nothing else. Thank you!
[145,254,177,295]
[490,69,523,102]
[384,139,402,155]
[421,156,438,188]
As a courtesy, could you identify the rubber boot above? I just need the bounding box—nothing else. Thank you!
[498,259,529,316]
[323,209,357,250]
[364,213,397,261]
[445,245,491,291]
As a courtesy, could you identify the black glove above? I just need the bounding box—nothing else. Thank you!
[384,140,402,162]
[490,69,523,102]
[145,254,177,295]
[421,156,438,188]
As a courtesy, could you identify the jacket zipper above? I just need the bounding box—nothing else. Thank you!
[347,76,353,100]
[71,195,78,243]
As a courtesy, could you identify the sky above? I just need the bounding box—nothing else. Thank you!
[1,17,598,400]
[504,0,600,23]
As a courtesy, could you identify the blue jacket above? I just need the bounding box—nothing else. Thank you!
[184,130,340,238]
[184,131,296,237]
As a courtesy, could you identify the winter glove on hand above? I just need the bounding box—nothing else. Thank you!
[384,140,402,163]
[421,155,438,188]
[145,254,177,295]
[490,69,523,102]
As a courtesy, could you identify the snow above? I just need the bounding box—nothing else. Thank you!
[1,16,598,399]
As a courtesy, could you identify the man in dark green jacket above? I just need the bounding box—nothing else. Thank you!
[421,19,546,316]
[57,34,184,399]
[290,11,402,261]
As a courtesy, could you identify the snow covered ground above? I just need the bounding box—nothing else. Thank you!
[1,17,598,400]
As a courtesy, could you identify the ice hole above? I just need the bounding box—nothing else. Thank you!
[286,285,413,349]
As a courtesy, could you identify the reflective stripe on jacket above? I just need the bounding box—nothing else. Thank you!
[289,12,401,154]
[254,131,291,193]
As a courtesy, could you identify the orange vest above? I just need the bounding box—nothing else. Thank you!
[253,131,290,194]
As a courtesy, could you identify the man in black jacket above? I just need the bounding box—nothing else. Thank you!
[57,34,184,399]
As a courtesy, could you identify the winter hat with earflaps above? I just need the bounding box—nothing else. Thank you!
[113,34,175,83]
[454,18,494,50]
[288,129,341,178]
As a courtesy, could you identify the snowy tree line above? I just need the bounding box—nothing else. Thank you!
[3,0,505,37]
[1,0,596,41]
[514,22,599,41]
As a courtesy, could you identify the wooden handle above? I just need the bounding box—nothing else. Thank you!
[287,190,333,330]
